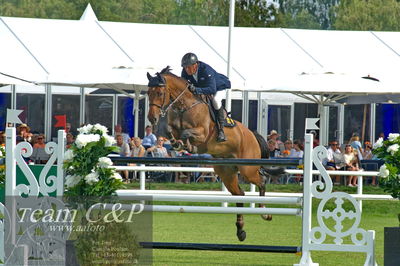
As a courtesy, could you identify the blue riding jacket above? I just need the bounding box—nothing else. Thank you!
[181,61,231,95]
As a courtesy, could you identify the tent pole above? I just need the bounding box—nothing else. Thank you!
[79,87,85,126]
[225,0,235,113]
[134,90,140,137]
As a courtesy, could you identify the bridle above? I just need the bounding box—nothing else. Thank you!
[149,83,202,117]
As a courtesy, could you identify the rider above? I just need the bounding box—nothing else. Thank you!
[181,52,231,142]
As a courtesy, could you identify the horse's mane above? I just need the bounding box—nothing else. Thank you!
[159,66,187,84]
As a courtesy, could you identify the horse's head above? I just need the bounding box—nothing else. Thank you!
[146,71,170,127]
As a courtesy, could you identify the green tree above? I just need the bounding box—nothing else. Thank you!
[333,0,400,31]
[278,0,340,29]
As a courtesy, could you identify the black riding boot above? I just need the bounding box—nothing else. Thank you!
[216,108,227,142]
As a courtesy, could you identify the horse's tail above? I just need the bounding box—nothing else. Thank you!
[252,131,269,159]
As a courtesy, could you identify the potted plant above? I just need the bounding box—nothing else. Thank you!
[372,133,400,266]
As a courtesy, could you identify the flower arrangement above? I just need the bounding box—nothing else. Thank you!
[0,144,5,188]
[63,124,124,197]
[372,133,400,223]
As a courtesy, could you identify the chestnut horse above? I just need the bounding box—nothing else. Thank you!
[147,66,282,241]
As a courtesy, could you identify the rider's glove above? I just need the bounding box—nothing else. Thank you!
[188,84,197,94]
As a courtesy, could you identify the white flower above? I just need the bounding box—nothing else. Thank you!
[77,124,93,135]
[64,149,74,161]
[387,144,400,156]
[0,150,3,157]
[75,134,100,148]
[65,175,82,188]
[84,172,99,185]
[388,133,400,142]
[112,172,123,180]
[373,138,384,149]
[103,134,116,147]
[378,164,390,178]
[98,157,113,168]
[93,124,108,135]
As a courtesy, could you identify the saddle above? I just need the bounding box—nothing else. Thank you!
[203,95,236,128]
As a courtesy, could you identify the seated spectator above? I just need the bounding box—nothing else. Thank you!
[268,130,284,151]
[0,131,5,145]
[343,144,360,187]
[31,134,50,164]
[323,140,343,184]
[33,134,46,149]
[362,141,373,160]
[115,134,130,157]
[267,139,280,158]
[280,139,293,157]
[142,125,157,150]
[16,124,33,144]
[350,134,363,160]
[66,133,75,149]
[130,137,146,157]
[114,124,130,144]
[147,137,170,158]
[114,134,131,182]
[147,137,171,182]
[65,123,74,136]
[288,140,304,158]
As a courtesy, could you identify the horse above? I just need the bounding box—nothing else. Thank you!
[146,66,283,241]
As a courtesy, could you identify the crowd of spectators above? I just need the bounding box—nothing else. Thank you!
[266,129,382,187]
[0,124,385,186]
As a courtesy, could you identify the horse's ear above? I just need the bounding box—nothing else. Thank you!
[147,72,152,81]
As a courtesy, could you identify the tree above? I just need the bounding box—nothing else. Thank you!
[278,0,340,29]
[333,0,400,31]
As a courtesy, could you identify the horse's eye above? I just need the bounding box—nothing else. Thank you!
[157,92,163,97]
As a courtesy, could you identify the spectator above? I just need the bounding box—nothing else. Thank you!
[33,134,46,149]
[16,124,33,143]
[280,140,293,157]
[114,124,130,144]
[114,134,130,182]
[147,137,171,182]
[65,123,73,136]
[66,133,75,149]
[130,137,145,157]
[349,134,363,160]
[115,134,130,157]
[0,131,5,145]
[147,137,169,158]
[343,144,360,187]
[142,125,157,150]
[267,139,280,158]
[288,140,304,158]
[267,130,284,151]
[323,140,343,184]
[362,141,373,160]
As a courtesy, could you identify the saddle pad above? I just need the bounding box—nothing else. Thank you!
[224,116,236,127]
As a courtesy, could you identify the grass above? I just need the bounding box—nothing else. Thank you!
[122,182,398,265]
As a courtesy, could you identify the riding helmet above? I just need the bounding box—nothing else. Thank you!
[181,53,198,67]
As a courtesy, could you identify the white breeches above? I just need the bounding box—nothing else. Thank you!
[212,90,225,110]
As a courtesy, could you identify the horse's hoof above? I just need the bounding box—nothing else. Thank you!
[261,214,273,221]
[237,230,246,241]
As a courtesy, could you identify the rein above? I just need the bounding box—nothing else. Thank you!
[151,84,202,117]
